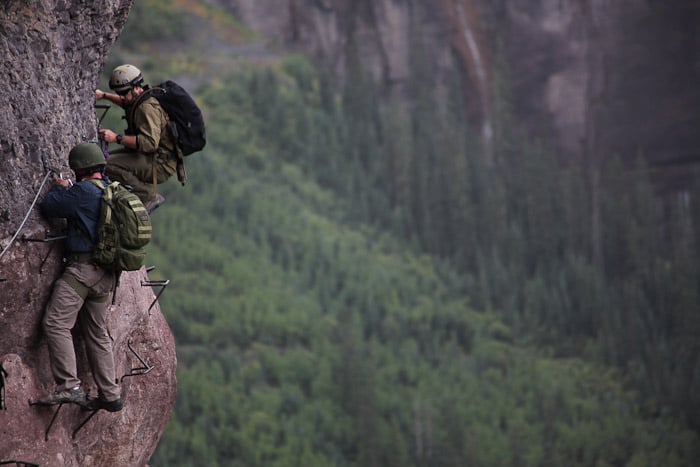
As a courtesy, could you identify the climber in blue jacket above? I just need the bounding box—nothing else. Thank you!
[36,143,123,412]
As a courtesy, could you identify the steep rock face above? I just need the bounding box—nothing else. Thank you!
[1,271,176,466]
[0,1,177,465]
[225,0,700,169]
[501,0,700,166]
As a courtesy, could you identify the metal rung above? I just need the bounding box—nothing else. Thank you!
[20,235,67,243]
[72,409,99,439]
[141,279,170,312]
[29,394,99,440]
[95,104,111,126]
[121,339,154,380]
[27,400,64,441]
[29,398,105,441]
[1,362,7,410]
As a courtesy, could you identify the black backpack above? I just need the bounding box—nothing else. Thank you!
[132,80,206,156]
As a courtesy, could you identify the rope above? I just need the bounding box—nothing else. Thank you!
[0,170,54,261]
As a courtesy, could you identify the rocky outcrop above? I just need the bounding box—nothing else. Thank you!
[0,1,177,465]
[225,0,700,171]
[1,270,177,466]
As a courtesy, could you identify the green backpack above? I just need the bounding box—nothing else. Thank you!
[88,179,152,271]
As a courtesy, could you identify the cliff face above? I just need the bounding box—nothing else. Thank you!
[225,0,700,171]
[0,1,177,465]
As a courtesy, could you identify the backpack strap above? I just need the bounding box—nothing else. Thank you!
[126,86,159,131]
[87,178,107,192]
[88,179,115,226]
[87,179,122,304]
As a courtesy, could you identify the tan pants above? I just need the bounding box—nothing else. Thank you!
[43,261,120,401]
[105,149,176,203]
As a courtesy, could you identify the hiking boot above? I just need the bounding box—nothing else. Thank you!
[145,194,165,213]
[82,397,123,412]
[37,386,86,405]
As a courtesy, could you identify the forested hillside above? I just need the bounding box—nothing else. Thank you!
[104,1,700,465]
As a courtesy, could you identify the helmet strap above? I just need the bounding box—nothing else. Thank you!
[75,166,105,180]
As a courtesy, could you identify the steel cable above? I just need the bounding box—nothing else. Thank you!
[0,170,54,261]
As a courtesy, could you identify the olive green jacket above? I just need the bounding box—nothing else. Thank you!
[128,95,178,160]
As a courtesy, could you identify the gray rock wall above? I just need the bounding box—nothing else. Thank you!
[225,0,700,168]
[0,2,177,465]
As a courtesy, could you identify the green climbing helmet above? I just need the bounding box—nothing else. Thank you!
[68,143,105,171]
[109,64,144,94]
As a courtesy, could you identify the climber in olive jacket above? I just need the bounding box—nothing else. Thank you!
[96,64,177,213]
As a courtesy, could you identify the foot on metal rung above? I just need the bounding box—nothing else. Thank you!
[29,392,94,441]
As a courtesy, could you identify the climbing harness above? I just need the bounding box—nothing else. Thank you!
[0,169,55,262]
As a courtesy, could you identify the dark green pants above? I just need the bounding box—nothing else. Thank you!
[105,148,176,203]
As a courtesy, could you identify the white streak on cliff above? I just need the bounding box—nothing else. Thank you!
[455,0,493,162]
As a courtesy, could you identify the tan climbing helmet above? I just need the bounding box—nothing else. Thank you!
[109,64,144,94]
[68,143,105,171]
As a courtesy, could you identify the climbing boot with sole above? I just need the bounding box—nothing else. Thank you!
[36,386,86,405]
[82,397,123,412]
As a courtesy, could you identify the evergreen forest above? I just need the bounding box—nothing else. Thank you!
[100,2,700,465]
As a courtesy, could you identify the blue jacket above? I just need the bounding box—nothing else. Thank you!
[40,179,103,254]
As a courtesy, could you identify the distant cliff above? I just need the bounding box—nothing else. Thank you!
[226,0,700,174]
[0,1,177,465]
